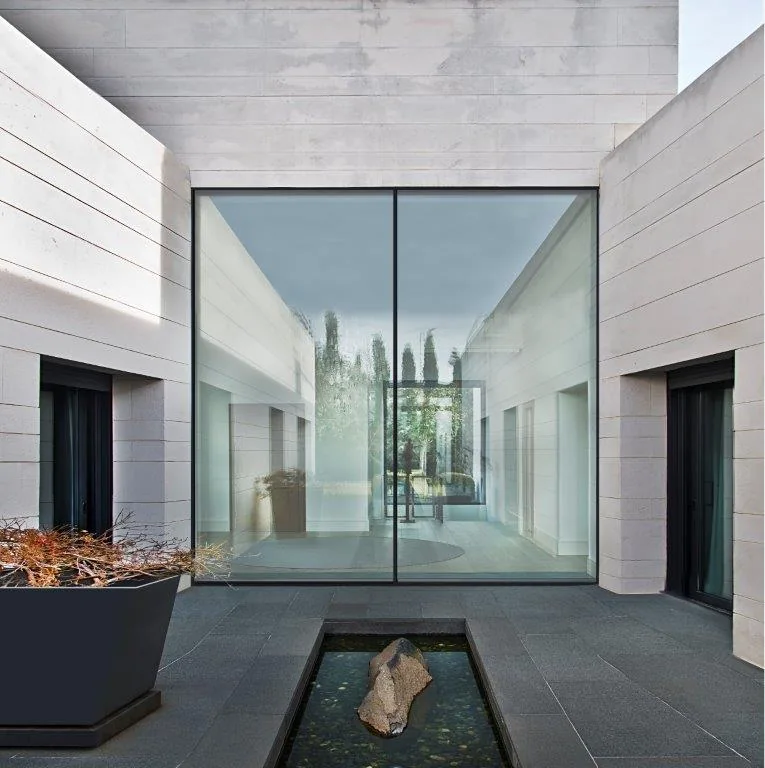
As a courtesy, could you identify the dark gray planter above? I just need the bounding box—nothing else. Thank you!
[0,574,179,730]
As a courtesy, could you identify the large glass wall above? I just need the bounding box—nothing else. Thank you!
[195,190,597,581]
[396,191,597,579]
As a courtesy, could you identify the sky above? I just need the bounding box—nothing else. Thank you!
[212,192,579,379]
[680,0,763,89]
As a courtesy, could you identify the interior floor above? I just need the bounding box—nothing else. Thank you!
[203,517,591,581]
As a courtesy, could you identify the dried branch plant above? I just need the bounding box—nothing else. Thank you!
[0,511,230,587]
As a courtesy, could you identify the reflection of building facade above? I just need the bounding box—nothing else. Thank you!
[196,197,316,549]
[0,4,762,667]
[461,196,596,572]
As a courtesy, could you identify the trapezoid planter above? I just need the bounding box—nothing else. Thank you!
[0,574,179,745]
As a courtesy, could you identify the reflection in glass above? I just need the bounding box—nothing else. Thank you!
[396,191,597,579]
[195,192,393,580]
[195,190,597,581]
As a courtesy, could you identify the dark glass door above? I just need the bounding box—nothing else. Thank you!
[40,363,112,536]
[668,380,734,611]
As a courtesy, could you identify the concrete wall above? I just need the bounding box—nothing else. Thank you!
[462,194,597,563]
[0,17,192,542]
[599,28,764,666]
[0,0,678,188]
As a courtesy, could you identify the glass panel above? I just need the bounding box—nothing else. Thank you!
[39,389,54,529]
[699,386,734,601]
[195,192,393,580]
[396,191,597,580]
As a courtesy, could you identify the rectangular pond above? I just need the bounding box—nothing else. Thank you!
[277,634,512,768]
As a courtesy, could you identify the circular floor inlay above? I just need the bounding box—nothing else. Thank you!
[233,536,465,570]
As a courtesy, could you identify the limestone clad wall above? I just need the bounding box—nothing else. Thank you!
[0,17,192,541]
[0,0,678,188]
[599,27,764,666]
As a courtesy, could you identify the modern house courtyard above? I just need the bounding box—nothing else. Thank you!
[0,0,762,765]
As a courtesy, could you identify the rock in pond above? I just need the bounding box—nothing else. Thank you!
[357,637,432,737]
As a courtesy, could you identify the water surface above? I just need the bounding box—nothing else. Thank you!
[278,634,511,768]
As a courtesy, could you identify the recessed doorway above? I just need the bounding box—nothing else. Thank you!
[667,360,734,611]
[39,361,112,536]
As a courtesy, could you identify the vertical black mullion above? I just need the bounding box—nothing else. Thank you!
[594,189,600,584]
[190,190,197,566]
[392,189,398,583]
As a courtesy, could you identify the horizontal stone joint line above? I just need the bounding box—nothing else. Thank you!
[0,222,191,327]
[601,257,763,322]
[0,124,190,251]
[600,197,763,284]
[600,314,764,363]
[601,75,763,187]
[0,68,190,207]
[0,141,190,262]
[600,130,764,242]
[0,311,192,373]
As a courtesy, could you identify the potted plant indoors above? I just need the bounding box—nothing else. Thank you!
[260,468,306,534]
[0,514,224,748]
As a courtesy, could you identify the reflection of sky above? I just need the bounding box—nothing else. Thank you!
[212,191,576,381]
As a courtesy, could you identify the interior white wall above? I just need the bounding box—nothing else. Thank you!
[462,195,597,559]
[0,18,192,542]
[195,196,316,537]
[599,27,764,667]
[0,0,677,189]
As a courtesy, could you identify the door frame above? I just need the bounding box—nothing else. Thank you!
[40,361,113,536]
[666,358,734,611]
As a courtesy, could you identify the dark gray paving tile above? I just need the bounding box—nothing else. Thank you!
[366,601,422,618]
[605,652,763,720]
[331,587,371,604]
[552,680,738,758]
[707,649,765,681]
[467,618,528,657]
[324,617,465,635]
[692,710,765,766]
[510,613,575,634]
[595,758,752,767]
[161,632,266,674]
[232,586,297,605]
[180,713,283,768]
[570,616,696,656]
[477,654,563,715]
[459,591,506,618]
[220,655,307,715]
[521,633,628,682]
[421,598,465,619]
[495,586,612,619]
[325,602,369,619]
[284,587,335,617]
[259,618,322,656]
[504,714,596,768]
[12,705,214,762]
[618,598,733,653]
[7,759,175,767]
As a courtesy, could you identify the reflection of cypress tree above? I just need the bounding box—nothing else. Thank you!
[401,344,416,383]
[449,348,462,384]
[368,335,390,515]
[372,335,390,384]
[315,311,367,445]
[421,330,439,480]
[423,329,439,383]
[323,310,340,368]
[449,348,465,475]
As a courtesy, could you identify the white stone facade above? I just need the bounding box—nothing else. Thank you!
[1,2,762,668]
[599,27,764,666]
[0,17,192,546]
[0,0,678,189]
